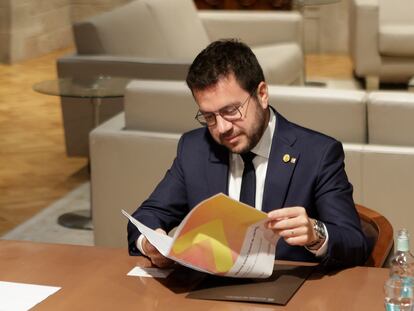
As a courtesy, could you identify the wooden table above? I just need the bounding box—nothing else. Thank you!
[0,240,388,310]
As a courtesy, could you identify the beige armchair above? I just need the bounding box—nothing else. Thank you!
[349,0,414,89]
[58,0,304,157]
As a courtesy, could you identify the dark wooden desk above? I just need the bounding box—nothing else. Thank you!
[0,240,388,310]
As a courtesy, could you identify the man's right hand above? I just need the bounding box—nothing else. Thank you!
[142,228,174,268]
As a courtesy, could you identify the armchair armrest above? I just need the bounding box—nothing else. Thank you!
[199,11,303,47]
[90,113,181,247]
[57,54,191,80]
[349,0,381,76]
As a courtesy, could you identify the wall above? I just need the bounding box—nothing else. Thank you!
[0,0,12,62]
[0,0,72,63]
[0,0,131,63]
[70,0,131,23]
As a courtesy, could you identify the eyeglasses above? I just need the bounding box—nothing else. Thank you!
[195,90,255,127]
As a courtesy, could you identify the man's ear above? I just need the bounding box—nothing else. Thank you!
[257,81,269,109]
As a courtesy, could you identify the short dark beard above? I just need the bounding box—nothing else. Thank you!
[237,104,269,154]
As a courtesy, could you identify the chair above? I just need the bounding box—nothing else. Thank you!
[356,204,394,267]
[57,0,304,157]
[349,0,414,89]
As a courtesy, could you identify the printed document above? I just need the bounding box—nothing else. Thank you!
[122,193,278,278]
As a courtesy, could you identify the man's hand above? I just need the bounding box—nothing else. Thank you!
[266,207,318,247]
[142,228,174,268]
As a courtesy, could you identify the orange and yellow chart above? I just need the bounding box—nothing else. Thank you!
[123,193,277,278]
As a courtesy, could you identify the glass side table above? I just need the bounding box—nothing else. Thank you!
[33,76,131,126]
[33,76,131,230]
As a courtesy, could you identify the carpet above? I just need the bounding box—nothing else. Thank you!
[1,182,93,246]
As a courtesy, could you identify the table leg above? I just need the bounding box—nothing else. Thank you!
[93,97,102,127]
[56,97,101,230]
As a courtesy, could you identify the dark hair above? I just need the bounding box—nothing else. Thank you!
[186,39,265,95]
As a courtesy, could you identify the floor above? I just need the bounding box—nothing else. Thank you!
[2,182,93,245]
[0,48,88,236]
[0,52,356,238]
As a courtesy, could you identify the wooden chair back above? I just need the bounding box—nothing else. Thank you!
[356,204,394,267]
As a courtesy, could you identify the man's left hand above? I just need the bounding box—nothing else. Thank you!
[266,207,318,247]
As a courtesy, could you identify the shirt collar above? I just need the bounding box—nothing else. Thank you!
[250,108,276,159]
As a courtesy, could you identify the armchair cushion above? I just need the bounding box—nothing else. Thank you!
[254,43,303,85]
[268,86,367,143]
[379,25,414,57]
[368,91,414,146]
[146,0,210,60]
[124,80,199,133]
[75,1,166,57]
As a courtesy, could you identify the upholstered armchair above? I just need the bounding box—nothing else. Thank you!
[349,0,414,89]
[57,0,304,157]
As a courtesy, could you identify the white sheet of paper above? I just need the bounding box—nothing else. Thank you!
[127,266,173,278]
[122,210,173,256]
[0,281,60,311]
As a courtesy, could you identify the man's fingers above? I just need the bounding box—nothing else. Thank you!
[267,206,305,220]
[266,207,317,247]
[142,236,158,255]
[142,229,174,268]
[267,215,308,230]
[142,228,167,255]
[150,256,174,268]
[283,235,309,246]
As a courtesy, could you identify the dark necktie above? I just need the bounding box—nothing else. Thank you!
[239,152,256,207]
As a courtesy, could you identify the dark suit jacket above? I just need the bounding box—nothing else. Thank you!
[128,111,368,268]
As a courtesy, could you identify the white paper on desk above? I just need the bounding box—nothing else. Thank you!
[127,266,173,278]
[0,281,60,311]
[122,193,278,278]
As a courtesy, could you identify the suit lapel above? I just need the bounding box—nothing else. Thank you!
[262,112,300,213]
[206,134,229,196]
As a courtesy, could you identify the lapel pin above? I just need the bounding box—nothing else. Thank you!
[290,157,297,164]
[282,154,291,163]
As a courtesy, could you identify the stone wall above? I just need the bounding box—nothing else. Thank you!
[0,0,72,63]
[70,0,131,23]
[0,0,11,62]
[0,0,131,63]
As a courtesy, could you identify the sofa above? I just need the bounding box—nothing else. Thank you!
[90,80,414,250]
[349,0,414,89]
[57,0,304,157]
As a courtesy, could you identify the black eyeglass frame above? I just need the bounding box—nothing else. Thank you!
[194,88,257,127]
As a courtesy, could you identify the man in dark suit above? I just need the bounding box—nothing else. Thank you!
[127,39,368,269]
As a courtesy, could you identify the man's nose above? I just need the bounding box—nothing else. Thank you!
[215,114,232,134]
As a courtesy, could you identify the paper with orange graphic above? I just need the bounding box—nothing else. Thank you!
[122,193,278,278]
